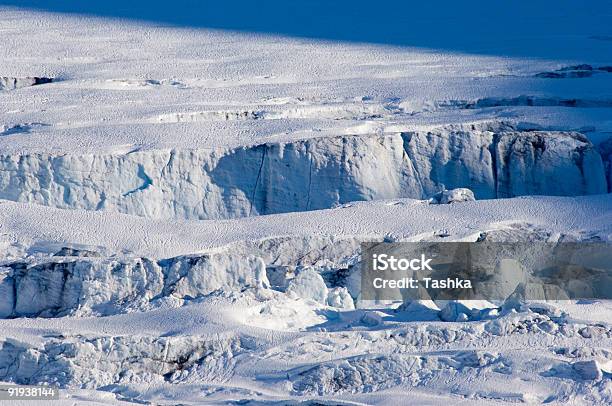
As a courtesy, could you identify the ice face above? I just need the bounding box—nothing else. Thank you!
[0,253,270,318]
[0,128,606,220]
[0,76,53,91]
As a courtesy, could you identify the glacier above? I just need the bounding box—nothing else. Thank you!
[0,126,607,220]
[0,2,611,405]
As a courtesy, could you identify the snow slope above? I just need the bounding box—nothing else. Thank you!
[1,195,611,261]
[1,2,611,405]
[1,5,612,157]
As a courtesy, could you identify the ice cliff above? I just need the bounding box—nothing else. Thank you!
[0,127,607,220]
[0,76,53,91]
[0,253,269,318]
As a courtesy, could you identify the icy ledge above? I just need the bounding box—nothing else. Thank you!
[0,76,53,91]
[0,223,605,319]
[0,253,270,318]
[0,125,607,220]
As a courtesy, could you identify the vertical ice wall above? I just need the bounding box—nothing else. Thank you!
[0,129,606,220]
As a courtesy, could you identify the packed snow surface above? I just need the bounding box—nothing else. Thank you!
[0,1,611,405]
